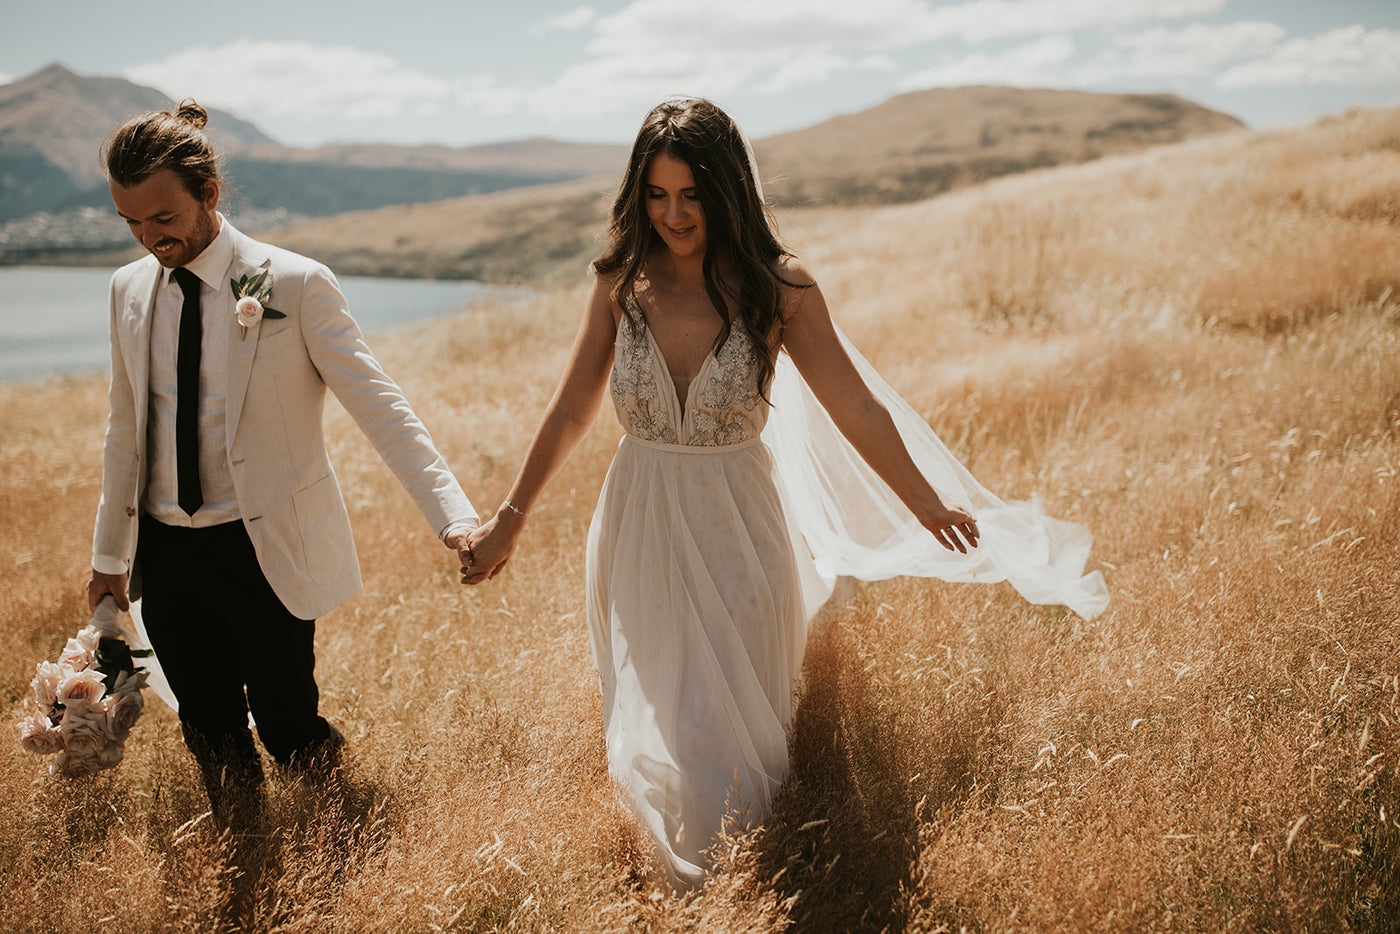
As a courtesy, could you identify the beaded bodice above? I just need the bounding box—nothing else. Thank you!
[610,298,769,447]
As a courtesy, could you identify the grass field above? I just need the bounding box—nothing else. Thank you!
[2,105,1398,932]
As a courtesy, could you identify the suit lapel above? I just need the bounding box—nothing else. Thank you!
[124,261,161,442]
[224,226,274,445]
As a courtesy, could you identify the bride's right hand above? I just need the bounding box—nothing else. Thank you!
[922,504,980,554]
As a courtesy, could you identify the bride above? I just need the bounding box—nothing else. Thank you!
[463,98,1107,887]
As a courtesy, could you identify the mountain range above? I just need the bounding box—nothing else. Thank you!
[0,64,627,226]
[0,63,1245,277]
[264,85,1245,283]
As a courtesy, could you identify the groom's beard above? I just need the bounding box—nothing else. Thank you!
[148,210,219,269]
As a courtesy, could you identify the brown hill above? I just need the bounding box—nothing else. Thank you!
[265,176,615,285]
[754,85,1246,205]
[0,63,270,189]
[264,86,1245,283]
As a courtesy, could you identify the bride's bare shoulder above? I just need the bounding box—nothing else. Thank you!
[773,253,817,289]
[590,263,620,291]
[773,255,820,324]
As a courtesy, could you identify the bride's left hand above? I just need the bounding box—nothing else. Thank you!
[457,513,522,585]
[923,504,980,554]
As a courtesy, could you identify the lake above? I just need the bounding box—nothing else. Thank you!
[0,266,509,383]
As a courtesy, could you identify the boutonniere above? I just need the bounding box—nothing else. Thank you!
[231,270,286,339]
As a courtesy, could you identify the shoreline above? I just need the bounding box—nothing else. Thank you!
[0,266,526,386]
[0,252,502,282]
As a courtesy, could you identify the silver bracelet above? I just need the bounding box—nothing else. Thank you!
[501,500,528,518]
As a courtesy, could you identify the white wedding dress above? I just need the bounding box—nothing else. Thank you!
[586,300,1108,887]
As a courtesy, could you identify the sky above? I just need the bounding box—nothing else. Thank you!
[3,0,1398,149]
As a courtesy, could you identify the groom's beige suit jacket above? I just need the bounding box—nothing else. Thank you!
[92,221,475,620]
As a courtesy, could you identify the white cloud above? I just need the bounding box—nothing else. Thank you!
[586,0,1228,53]
[755,49,858,94]
[1218,25,1400,89]
[125,40,456,121]
[456,75,532,117]
[858,54,900,74]
[0,72,13,86]
[1081,21,1287,81]
[588,0,930,54]
[904,0,1230,44]
[535,5,598,34]
[522,48,755,118]
[896,19,1301,91]
[514,0,1237,116]
[125,1,1384,147]
[897,35,1078,90]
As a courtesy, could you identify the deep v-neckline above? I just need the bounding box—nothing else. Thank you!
[641,319,714,422]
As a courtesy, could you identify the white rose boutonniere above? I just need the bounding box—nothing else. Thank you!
[231,270,286,339]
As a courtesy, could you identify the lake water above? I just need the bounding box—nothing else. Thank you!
[0,266,508,383]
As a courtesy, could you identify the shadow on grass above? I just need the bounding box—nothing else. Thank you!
[739,610,996,933]
[224,760,406,931]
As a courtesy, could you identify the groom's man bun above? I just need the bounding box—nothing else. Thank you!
[103,98,222,198]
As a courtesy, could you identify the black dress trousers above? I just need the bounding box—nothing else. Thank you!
[137,516,338,814]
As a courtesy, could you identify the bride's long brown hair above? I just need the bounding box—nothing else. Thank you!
[593,98,804,397]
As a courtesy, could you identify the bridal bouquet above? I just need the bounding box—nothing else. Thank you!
[16,598,155,778]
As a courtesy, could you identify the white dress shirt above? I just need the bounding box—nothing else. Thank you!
[92,219,241,575]
[142,216,241,529]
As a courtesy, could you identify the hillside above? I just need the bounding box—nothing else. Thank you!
[264,176,615,284]
[0,64,626,227]
[0,64,268,221]
[263,86,1245,284]
[3,105,1398,930]
[754,85,1245,205]
[0,75,1241,268]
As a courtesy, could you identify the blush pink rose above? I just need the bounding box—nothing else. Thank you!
[235,296,264,327]
[31,661,63,709]
[58,628,99,670]
[56,669,107,712]
[105,688,145,739]
[58,647,90,670]
[59,713,107,758]
[110,669,149,693]
[17,711,63,755]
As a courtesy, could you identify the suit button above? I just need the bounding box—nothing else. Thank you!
[126,507,137,517]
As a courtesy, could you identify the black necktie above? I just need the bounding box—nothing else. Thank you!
[171,267,203,516]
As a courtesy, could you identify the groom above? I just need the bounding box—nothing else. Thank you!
[87,100,478,826]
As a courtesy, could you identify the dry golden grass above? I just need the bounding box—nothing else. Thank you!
[3,106,1398,932]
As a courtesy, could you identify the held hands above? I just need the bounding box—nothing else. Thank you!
[453,506,526,586]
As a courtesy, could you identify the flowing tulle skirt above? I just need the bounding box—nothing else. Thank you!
[584,335,1110,887]
[585,434,812,887]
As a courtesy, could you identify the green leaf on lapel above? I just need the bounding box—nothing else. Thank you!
[231,270,275,306]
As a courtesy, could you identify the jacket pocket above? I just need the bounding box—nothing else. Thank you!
[290,473,358,585]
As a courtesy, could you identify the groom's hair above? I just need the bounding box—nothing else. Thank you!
[103,99,222,200]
